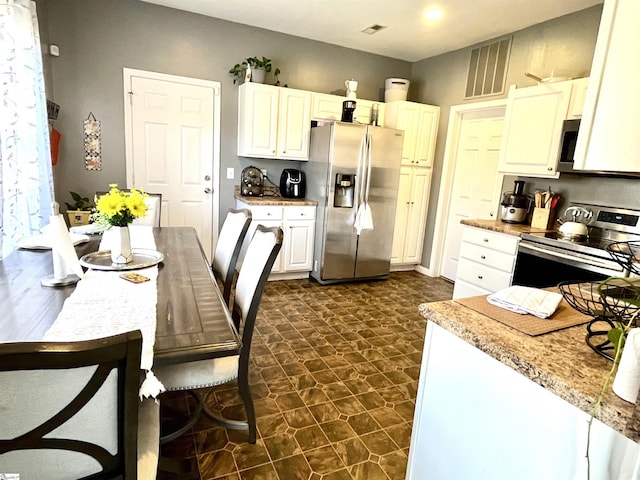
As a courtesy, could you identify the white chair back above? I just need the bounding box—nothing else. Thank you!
[212,209,251,305]
[132,193,162,227]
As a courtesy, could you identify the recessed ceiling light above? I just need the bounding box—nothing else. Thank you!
[361,24,387,35]
[424,9,443,20]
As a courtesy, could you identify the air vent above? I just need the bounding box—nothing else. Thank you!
[465,37,512,99]
[361,24,387,35]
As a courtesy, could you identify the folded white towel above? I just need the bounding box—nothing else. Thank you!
[487,285,563,319]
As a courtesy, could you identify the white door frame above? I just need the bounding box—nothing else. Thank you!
[122,68,221,257]
[428,99,507,277]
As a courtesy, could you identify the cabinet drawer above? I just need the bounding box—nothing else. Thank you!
[247,205,283,220]
[459,242,516,274]
[456,258,512,292]
[452,279,493,300]
[461,227,519,255]
[284,206,315,220]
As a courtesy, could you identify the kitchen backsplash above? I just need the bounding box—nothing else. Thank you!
[503,173,640,213]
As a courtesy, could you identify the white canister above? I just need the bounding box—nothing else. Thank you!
[385,78,410,102]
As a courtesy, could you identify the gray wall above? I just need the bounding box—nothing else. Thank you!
[411,5,608,269]
[43,0,410,220]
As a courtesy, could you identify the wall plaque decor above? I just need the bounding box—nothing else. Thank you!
[84,112,102,171]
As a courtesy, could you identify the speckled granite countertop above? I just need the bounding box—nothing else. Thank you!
[461,219,553,236]
[418,300,640,441]
[234,186,317,206]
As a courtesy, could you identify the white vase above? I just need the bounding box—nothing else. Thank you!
[111,225,133,264]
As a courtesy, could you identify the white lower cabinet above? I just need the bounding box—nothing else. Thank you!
[391,166,432,266]
[452,226,519,299]
[236,201,315,279]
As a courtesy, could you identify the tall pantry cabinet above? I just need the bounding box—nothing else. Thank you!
[384,101,440,266]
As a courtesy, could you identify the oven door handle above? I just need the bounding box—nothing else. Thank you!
[518,242,625,274]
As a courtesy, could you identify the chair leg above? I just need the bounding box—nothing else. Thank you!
[237,369,256,444]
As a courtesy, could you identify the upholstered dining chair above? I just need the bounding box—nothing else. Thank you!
[156,225,283,444]
[212,208,252,306]
[0,330,159,480]
[96,191,162,227]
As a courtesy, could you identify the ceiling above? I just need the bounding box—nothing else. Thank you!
[140,0,602,62]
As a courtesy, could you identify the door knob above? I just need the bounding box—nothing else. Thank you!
[204,175,211,181]
[204,187,212,194]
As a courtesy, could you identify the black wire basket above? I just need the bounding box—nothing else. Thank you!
[558,280,640,361]
[606,240,640,276]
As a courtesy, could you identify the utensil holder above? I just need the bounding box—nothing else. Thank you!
[531,207,554,229]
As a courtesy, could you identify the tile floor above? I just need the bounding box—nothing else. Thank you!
[159,271,453,480]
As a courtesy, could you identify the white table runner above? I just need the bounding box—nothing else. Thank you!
[44,226,164,398]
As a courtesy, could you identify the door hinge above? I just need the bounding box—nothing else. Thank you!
[128,90,134,105]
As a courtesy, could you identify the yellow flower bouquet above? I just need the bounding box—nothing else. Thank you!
[94,184,148,227]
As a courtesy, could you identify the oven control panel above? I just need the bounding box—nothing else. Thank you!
[569,202,640,235]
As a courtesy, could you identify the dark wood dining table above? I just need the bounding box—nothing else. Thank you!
[0,227,240,367]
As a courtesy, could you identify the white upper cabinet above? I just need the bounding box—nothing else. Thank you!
[384,101,440,167]
[238,83,311,160]
[574,0,640,173]
[497,81,573,177]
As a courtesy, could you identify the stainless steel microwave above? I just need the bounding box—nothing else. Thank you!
[556,119,580,173]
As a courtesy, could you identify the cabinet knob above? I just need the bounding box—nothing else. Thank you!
[490,212,494,217]
[547,167,553,171]
[272,150,276,154]
[477,275,483,280]
[483,238,489,242]
[481,255,486,260]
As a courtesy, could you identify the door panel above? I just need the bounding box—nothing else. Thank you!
[355,127,404,278]
[321,123,365,280]
[441,111,504,281]
[128,73,217,259]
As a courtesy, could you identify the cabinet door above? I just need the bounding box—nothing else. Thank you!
[283,220,315,271]
[414,105,440,167]
[402,167,432,264]
[574,0,640,173]
[249,218,283,273]
[277,89,312,160]
[311,93,343,121]
[354,99,375,125]
[389,103,421,165]
[391,166,412,264]
[237,83,278,157]
[567,77,590,119]
[497,82,572,177]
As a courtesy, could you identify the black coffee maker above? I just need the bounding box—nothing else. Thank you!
[280,169,306,199]
[341,100,356,122]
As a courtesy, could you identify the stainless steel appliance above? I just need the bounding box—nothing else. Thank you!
[514,202,640,287]
[500,180,531,224]
[304,122,404,284]
[279,169,306,199]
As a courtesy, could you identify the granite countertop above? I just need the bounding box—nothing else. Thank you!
[234,186,317,206]
[461,219,553,237]
[418,300,640,440]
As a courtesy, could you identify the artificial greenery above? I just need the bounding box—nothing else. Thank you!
[65,191,92,211]
[586,277,640,479]
[229,56,281,85]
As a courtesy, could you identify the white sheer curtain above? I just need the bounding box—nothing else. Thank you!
[0,0,54,259]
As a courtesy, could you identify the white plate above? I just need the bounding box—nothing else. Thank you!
[16,233,90,250]
[69,223,110,235]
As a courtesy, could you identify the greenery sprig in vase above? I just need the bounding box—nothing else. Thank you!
[229,56,281,85]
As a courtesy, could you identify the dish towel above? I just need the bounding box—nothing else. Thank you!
[45,226,165,399]
[487,285,563,319]
[354,132,374,235]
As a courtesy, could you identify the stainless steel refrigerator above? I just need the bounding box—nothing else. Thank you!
[304,122,404,284]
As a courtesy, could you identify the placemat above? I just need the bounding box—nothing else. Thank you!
[456,293,592,336]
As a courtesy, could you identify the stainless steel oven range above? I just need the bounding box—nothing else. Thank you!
[513,202,640,288]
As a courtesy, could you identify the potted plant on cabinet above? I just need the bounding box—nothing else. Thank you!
[65,191,93,227]
[229,56,281,85]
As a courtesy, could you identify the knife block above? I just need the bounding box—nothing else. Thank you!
[531,207,554,229]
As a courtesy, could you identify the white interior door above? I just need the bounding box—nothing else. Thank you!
[440,109,505,281]
[123,69,220,261]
